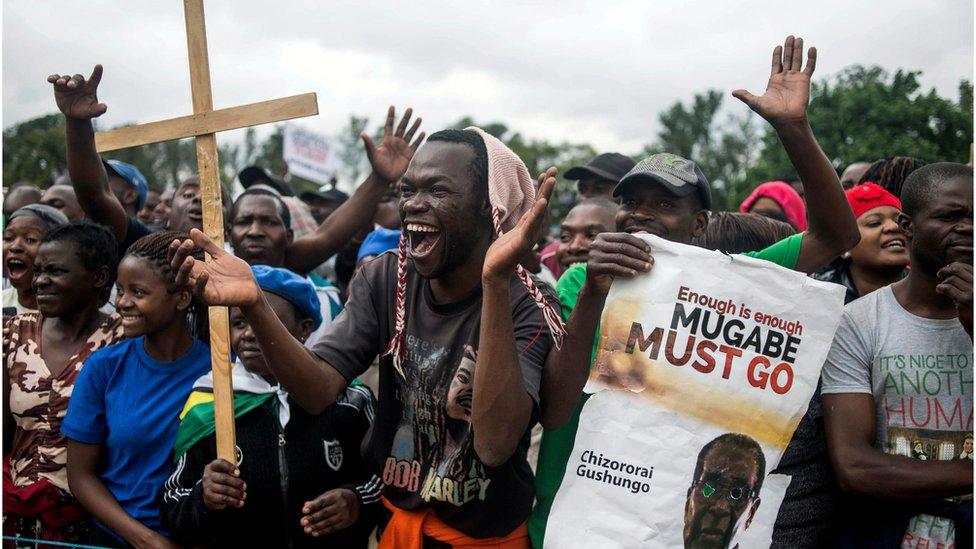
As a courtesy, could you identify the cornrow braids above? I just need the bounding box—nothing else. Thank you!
[859,157,928,198]
[124,231,209,341]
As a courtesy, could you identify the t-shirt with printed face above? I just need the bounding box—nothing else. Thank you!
[311,252,554,538]
[822,285,973,547]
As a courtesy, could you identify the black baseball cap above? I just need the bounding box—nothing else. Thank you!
[565,153,636,183]
[238,166,295,197]
[613,153,712,210]
[300,187,349,204]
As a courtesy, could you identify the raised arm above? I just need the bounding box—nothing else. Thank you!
[48,66,130,244]
[284,106,424,274]
[170,230,347,413]
[476,169,557,466]
[823,393,972,499]
[733,36,859,273]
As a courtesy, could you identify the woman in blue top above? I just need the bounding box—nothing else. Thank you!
[63,231,211,548]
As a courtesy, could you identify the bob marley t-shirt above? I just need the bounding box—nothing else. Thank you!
[312,252,554,538]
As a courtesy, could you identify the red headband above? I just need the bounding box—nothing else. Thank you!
[845,182,901,219]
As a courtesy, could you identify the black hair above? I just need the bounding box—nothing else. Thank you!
[427,129,489,198]
[693,433,767,495]
[233,188,292,230]
[859,157,928,199]
[900,162,974,218]
[575,197,620,214]
[42,221,119,287]
[693,212,796,255]
[124,231,209,342]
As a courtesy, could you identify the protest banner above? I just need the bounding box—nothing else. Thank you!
[283,122,338,185]
[545,234,846,548]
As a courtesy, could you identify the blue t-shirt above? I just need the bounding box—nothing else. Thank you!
[62,336,211,537]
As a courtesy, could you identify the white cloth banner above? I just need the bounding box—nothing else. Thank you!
[282,122,338,185]
[545,235,846,549]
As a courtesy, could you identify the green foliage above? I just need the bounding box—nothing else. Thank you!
[645,90,758,211]
[3,114,67,187]
[744,66,973,193]
[336,115,370,184]
[5,64,970,219]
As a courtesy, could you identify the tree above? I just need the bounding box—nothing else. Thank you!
[744,66,973,194]
[644,90,758,211]
[336,115,371,185]
[3,114,67,187]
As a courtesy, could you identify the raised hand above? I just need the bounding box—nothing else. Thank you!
[937,262,974,338]
[483,167,557,282]
[301,488,359,537]
[169,229,262,308]
[202,458,246,510]
[362,106,425,184]
[732,35,816,127]
[47,65,108,120]
[585,233,654,295]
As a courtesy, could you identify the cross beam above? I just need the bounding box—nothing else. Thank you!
[95,93,317,152]
[93,0,319,464]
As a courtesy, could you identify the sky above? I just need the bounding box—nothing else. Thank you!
[3,0,973,176]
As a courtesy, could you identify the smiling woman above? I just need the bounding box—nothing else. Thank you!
[3,221,123,545]
[62,230,213,547]
[812,182,909,303]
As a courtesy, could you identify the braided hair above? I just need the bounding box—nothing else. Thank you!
[859,157,928,198]
[123,231,208,341]
[381,127,565,379]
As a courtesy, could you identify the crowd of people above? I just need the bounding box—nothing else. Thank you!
[2,35,972,549]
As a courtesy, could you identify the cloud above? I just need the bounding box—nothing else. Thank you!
[3,0,972,164]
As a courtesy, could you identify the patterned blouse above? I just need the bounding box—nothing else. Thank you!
[4,312,124,493]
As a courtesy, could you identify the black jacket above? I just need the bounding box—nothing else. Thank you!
[160,385,381,548]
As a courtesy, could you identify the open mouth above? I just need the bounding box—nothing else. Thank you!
[120,313,144,327]
[881,238,907,250]
[5,258,29,280]
[406,222,442,259]
[560,255,589,269]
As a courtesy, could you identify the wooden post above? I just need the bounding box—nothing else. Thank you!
[89,1,318,464]
[183,0,236,464]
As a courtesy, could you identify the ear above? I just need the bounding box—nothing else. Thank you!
[479,199,493,221]
[92,266,110,292]
[175,287,193,312]
[898,213,914,241]
[122,188,139,208]
[692,210,710,239]
[286,228,295,245]
[296,318,314,342]
[744,497,761,529]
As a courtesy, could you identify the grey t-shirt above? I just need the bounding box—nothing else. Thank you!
[822,285,973,545]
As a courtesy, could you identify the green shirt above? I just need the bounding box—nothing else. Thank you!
[528,233,804,548]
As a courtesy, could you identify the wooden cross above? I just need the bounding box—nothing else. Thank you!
[95,0,319,464]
